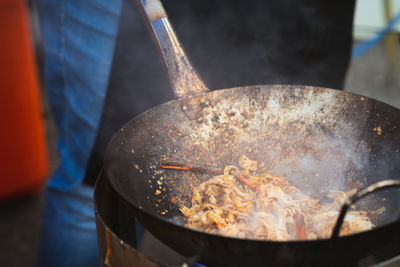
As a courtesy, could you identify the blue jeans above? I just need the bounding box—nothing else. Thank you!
[37,185,99,266]
[36,0,122,266]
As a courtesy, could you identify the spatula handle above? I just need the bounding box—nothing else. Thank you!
[134,0,209,98]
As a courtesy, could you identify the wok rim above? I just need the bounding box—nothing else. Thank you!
[103,84,400,244]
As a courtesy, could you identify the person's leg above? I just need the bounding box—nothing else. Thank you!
[36,0,122,266]
[37,185,98,266]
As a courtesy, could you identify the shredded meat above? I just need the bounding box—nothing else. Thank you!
[179,156,374,241]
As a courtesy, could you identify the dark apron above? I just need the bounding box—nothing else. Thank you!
[84,0,355,186]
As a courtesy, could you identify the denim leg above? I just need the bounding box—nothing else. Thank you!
[37,185,99,267]
[36,0,123,266]
[37,0,123,191]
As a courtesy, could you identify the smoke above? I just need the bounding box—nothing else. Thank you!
[163,0,355,90]
[281,133,370,199]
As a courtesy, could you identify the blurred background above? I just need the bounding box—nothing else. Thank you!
[347,0,400,108]
[0,0,399,266]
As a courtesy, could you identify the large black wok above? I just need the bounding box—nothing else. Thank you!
[103,1,400,266]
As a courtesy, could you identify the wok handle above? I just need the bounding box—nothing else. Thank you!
[133,0,209,98]
[330,179,400,239]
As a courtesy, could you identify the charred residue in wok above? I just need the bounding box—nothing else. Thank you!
[183,88,353,196]
[114,86,399,225]
[172,88,342,201]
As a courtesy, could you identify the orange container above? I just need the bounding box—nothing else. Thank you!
[0,0,48,201]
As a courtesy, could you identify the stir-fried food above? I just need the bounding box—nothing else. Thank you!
[179,155,374,241]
